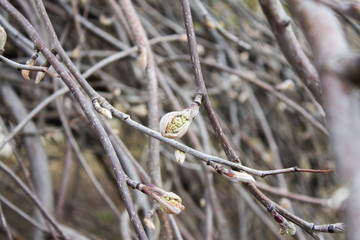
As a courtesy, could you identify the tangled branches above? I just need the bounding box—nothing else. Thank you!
[0,0,359,239]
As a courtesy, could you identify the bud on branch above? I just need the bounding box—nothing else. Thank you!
[212,163,256,184]
[160,102,199,139]
[270,208,296,235]
[141,184,185,215]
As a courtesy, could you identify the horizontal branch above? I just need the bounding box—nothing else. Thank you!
[98,99,332,178]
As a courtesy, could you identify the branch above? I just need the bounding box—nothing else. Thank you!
[180,0,240,163]
[258,0,321,101]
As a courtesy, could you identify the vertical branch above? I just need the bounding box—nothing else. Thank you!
[180,0,206,96]
[180,0,240,163]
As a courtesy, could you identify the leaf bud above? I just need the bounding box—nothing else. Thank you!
[160,103,199,139]
[142,184,185,215]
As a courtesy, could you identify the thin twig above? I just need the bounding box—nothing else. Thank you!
[0,55,53,74]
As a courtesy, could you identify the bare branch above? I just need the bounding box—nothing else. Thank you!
[258,0,321,101]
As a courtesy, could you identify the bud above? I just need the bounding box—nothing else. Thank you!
[143,216,155,230]
[174,149,186,165]
[137,46,148,70]
[100,108,112,119]
[280,198,291,210]
[34,71,46,84]
[160,103,199,139]
[279,220,296,235]
[270,209,296,236]
[142,184,185,215]
[21,54,37,80]
[275,79,295,91]
[327,187,349,209]
[93,100,113,119]
[205,16,217,29]
[0,24,7,53]
[99,15,113,26]
[178,34,187,42]
[332,223,345,233]
[214,165,255,183]
[72,45,81,59]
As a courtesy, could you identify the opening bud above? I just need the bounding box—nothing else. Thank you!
[142,184,185,215]
[160,103,199,139]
